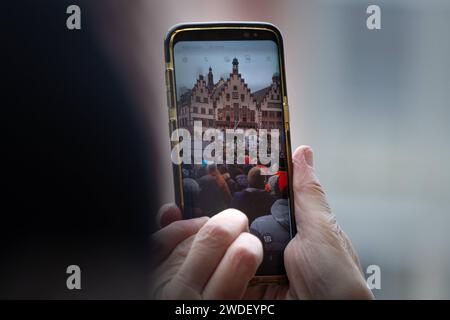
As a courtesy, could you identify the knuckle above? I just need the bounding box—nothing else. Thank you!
[160,218,200,241]
[169,220,192,236]
[199,222,234,245]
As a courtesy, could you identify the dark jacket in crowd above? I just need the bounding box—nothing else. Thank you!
[230,187,276,223]
[250,199,291,275]
[197,175,228,216]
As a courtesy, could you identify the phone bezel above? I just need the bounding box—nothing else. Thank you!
[164,22,295,284]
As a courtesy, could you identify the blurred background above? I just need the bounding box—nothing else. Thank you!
[91,0,450,299]
[3,0,449,298]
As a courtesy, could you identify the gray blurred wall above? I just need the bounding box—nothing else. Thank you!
[92,0,450,299]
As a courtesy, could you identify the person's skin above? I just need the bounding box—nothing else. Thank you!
[150,146,374,299]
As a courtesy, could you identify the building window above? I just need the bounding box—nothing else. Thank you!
[262,111,268,117]
[203,97,208,103]
[196,96,201,103]
[193,107,198,113]
[250,111,255,122]
[232,92,239,99]
[240,94,245,102]
[233,103,239,120]
[209,109,213,115]
[201,108,205,114]
[226,93,230,101]
[200,89,203,93]
[233,85,237,90]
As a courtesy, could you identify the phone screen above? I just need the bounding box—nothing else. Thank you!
[172,39,292,276]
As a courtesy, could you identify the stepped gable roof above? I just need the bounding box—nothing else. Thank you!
[179,90,192,104]
[253,86,271,105]
[211,80,225,101]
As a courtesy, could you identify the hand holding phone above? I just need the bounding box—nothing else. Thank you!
[165,22,295,282]
[151,146,374,299]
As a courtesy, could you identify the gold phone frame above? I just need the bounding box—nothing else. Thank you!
[165,22,295,285]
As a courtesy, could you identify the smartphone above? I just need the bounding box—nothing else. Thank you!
[165,22,295,284]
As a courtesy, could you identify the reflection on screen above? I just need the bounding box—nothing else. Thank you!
[173,40,291,275]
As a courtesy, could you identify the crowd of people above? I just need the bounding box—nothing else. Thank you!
[181,161,291,275]
[181,162,288,220]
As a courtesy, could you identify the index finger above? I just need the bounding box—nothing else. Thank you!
[170,209,249,297]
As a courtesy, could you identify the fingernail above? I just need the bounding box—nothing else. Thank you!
[304,147,314,167]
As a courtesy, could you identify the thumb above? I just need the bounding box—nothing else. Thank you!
[292,146,334,236]
[291,146,364,271]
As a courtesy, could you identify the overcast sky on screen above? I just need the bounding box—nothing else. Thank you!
[174,40,280,99]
